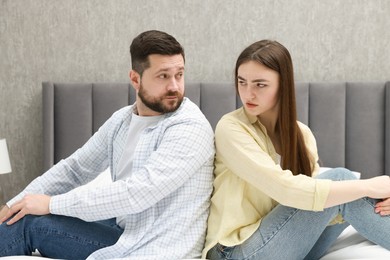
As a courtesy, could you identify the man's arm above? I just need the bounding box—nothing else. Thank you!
[2,108,125,224]
[49,116,214,222]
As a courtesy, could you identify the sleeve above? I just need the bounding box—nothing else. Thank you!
[49,116,215,221]
[6,110,118,207]
[215,116,331,211]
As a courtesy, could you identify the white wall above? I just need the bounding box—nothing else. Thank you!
[0,0,389,202]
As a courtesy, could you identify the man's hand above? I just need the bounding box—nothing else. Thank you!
[0,194,51,225]
[0,205,9,222]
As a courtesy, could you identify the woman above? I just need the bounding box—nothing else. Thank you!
[202,40,390,260]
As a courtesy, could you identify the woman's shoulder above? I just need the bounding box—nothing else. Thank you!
[297,121,317,145]
[215,108,251,132]
[215,108,258,140]
[297,121,311,133]
[219,107,249,124]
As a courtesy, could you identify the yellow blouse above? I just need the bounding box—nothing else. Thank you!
[202,107,332,258]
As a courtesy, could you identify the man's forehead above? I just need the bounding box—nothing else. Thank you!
[148,54,185,71]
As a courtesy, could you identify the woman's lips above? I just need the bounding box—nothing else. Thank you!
[246,102,257,109]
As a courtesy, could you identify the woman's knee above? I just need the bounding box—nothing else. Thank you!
[317,167,358,181]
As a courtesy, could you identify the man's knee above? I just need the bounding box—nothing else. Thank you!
[3,214,55,231]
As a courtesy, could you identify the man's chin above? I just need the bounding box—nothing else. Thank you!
[163,100,182,112]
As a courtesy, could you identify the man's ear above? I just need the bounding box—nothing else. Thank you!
[129,70,141,91]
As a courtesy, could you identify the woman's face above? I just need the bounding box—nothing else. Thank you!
[237,61,280,119]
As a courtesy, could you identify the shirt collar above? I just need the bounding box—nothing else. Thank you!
[243,107,259,124]
[241,107,269,135]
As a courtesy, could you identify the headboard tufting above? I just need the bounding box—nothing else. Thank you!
[42,81,390,179]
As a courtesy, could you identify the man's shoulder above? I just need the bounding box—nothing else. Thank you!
[172,98,207,120]
[162,98,213,134]
[100,105,134,131]
[179,97,201,111]
[110,105,134,120]
[114,105,133,115]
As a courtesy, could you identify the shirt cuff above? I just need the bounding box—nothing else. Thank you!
[313,179,332,211]
[6,192,26,208]
[49,193,74,216]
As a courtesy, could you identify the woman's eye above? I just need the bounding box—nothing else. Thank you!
[238,81,247,86]
[256,83,266,88]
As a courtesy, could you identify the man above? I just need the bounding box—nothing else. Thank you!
[0,30,215,259]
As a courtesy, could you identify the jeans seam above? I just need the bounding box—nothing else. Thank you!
[245,208,300,260]
[29,226,113,248]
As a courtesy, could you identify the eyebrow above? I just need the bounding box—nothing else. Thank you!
[237,75,269,83]
[155,66,185,74]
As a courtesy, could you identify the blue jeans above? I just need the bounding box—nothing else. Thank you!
[207,168,390,260]
[0,214,123,259]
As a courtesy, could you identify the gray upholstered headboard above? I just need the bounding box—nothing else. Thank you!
[42,81,390,179]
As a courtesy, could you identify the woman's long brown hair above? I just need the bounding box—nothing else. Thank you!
[235,40,314,176]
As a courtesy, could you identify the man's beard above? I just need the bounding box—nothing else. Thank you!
[138,83,184,114]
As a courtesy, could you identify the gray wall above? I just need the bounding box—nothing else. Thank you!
[0,0,389,204]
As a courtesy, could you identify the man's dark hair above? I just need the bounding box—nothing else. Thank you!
[130,30,185,76]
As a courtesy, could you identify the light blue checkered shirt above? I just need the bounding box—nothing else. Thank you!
[8,98,215,259]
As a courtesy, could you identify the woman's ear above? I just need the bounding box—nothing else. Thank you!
[129,70,141,91]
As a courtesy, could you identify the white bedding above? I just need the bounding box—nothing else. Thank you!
[321,225,390,259]
[1,169,390,259]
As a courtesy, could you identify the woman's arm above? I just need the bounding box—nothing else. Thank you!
[325,176,390,208]
[216,115,390,211]
[301,121,390,209]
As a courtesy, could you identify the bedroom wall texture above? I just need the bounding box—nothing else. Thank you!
[0,0,389,204]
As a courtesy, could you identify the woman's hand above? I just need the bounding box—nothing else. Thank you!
[0,194,51,225]
[375,198,390,216]
[365,176,390,216]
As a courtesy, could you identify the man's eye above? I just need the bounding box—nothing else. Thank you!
[159,74,167,79]
[176,73,183,79]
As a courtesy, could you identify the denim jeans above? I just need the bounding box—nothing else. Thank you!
[207,168,390,260]
[0,214,123,259]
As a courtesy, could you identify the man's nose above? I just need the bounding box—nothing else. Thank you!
[167,78,179,92]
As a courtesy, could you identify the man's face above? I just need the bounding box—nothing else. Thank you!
[132,54,185,116]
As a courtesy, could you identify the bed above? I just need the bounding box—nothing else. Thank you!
[2,81,390,259]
